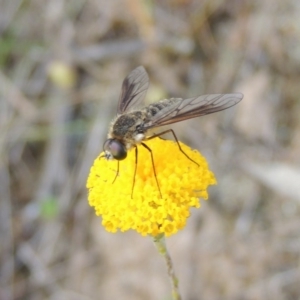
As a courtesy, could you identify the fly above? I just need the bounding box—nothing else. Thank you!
[103,66,243,198]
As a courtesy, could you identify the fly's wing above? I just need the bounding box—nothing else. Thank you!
[117,66,149,114]
[142,93,243,129]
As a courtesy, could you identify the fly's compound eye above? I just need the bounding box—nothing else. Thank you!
[103,139,127,160]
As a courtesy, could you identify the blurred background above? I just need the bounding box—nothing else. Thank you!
[1,0,300,299]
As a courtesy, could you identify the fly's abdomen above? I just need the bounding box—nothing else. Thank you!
[145,98,181,118]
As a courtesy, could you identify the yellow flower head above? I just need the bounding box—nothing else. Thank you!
[86,138,216,237]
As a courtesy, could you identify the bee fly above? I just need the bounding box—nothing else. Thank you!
[103,66,243,198]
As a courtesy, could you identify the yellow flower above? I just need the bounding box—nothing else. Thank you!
[86,138,216,237]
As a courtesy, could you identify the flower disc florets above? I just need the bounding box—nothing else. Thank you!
[86,138,216,236]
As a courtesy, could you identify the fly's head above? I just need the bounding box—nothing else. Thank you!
[103,138,127,160]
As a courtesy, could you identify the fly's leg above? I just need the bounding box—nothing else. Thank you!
[112,160,119,184]
[140,142,163,199]
[145,129,199,166]
[131,145,138,198]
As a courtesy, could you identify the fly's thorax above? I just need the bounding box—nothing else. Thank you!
[109,111,147,143]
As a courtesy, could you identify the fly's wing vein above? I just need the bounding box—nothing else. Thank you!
[117,66,149,114]
[142,93,243,129]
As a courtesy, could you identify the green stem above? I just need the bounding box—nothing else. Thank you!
[153,234,181,300]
